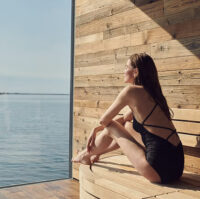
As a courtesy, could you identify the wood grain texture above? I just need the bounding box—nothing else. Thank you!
[75,0,164,37]
[0,179,79,199]
[75,69,200,87]
[79,155,200,199]
[73,1,200,192]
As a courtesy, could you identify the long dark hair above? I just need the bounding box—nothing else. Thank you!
[129,53,174,120]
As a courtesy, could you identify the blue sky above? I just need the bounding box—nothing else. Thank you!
[0,0,72,94]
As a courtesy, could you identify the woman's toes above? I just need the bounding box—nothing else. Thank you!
[71,150,92,165]
[90,155,100,163]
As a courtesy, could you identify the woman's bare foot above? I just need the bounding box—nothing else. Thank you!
[71,149,92,165]
[90,154,100,164]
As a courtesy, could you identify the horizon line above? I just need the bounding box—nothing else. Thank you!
[0,92,69,95]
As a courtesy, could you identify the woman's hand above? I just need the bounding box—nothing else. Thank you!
[86,125,104,153]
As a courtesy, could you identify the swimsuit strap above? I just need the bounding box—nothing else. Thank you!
[166,130,177,140]
[138,102,178,142]
[142,102,158,125]
[143,124,176,132]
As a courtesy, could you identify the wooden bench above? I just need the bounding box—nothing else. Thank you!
[79,108,200,199]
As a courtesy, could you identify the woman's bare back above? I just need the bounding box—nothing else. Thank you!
[128,85,181,147]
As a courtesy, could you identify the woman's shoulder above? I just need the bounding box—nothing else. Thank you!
[120,85,146,106]
[123,85,144,92]
[122,85,145,97]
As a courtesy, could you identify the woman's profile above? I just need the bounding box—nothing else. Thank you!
[72,53,184,184]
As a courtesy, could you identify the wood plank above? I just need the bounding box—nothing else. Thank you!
[75,48,117,68]
[154,55,200,72]
[76,1,164,37]
[74,46,200,71]
[79,155,200,199]
[156,191,199,199]
[104,4,200,39]
[74,115,100,130]
[74,68,200,87]
[179,134,200,148]
[75,0,88,7]
[76,0,135,25]
[74,106,129,118]
[80,185,96,199]
[184,154,200,173]
[76,0,159,21]
[75,0,200,38]
[95,178,149,199]
[183,145,200,158]
[75,25,174,55]
[76,0,131,17]
[76,19,200,55]
[179,189,200,199]
[0,179,79,199]
[103,6,200,40]
[165,6,200,26]
[173,121,200,135]
[89,165,180,195]
[75,33,131,55]
[72,168,80,180]
[151,36,200,59]
[172,108,200,121]
[74,63,124,77]
[75,32,103,45]
[180,170,200,186]
[74,85,200,109]
[164,0,200,15]
[74,86,121,101]
[168,19,200,40]
[161,85,200,109]
[74,99,112,109]
[80,178,128,199]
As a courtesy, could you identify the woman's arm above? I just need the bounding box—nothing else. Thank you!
[94,109,133,137]
[99,86,134,127]
[123,109,134,123]
[113,109,134,126]
[114,115,126,125]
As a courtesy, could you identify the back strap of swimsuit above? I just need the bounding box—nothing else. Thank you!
[166,130,177,140]
[142,102,158,125]
[143,123,177,141]
[143,123,176,132]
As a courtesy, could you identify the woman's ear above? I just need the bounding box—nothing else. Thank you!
[133,68,139,77]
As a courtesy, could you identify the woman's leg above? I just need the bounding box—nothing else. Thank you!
[90,121,145,162]
[72,130,119,164]
[72,122,138,164]
[104,120,161,183]
[90,121,146,159]
[90,138,119,161]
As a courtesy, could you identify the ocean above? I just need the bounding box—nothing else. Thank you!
[0,94,70,188]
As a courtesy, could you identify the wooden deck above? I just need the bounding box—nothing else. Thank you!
[0,179,79,199]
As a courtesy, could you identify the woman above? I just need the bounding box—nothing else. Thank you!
[72,53,184,184]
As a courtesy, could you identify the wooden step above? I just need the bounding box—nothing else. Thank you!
[79,155,200,199]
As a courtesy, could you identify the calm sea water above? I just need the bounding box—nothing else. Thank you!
[0,94,70,188]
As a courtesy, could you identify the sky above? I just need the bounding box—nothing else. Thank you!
[0,0,72,94]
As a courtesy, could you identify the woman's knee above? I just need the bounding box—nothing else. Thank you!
[103,121,120,136]
[104,120,132,136]
[124,121,132,130]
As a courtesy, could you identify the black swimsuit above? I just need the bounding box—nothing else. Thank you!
[132,102,184,184]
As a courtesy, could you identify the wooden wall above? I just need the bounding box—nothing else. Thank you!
[72,0,200,179]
